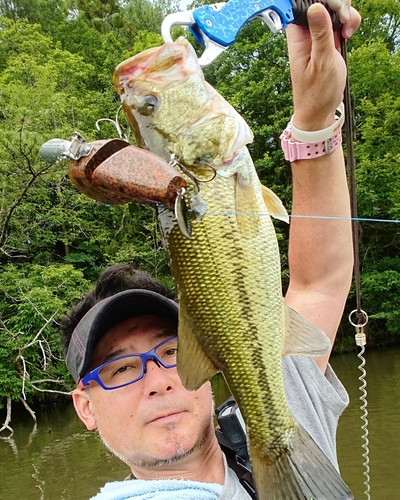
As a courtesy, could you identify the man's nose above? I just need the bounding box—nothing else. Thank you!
[143,356,161,373]
[142,357,173,395]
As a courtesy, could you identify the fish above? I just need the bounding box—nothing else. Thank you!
[113,37,354,500]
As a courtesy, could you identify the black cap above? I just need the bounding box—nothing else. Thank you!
[65,289,178,383]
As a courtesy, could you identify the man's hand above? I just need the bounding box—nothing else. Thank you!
[286,2,361,131]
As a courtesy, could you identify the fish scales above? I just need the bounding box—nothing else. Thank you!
[114,37,355,499]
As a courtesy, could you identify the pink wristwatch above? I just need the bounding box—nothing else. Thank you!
[280,104,345,162]
[280,125,342,162]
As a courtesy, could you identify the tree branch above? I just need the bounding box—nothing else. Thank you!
[28,382,71,396]
[19,397,36,422]
[0,397,14,436]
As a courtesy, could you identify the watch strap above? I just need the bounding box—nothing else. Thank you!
[290,103,345,143]
[280,125,342,162]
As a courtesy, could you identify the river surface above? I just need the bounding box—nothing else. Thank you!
[332,346,400,500]
[1,346,399,499]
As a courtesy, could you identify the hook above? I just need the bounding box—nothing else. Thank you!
[169,154,217,192]
[95,105,129,141]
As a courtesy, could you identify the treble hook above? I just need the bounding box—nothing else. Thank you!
[95,105,129,141]
[169,154,217,192]
[196,161,217,183]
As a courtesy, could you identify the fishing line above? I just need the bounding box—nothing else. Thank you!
[158,206,400,224]
[289,215,400,223]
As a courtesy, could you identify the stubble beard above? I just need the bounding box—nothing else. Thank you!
[96,416,215,469]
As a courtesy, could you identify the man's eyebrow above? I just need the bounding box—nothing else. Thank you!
[99,328,177,365]
[154,329,177,340]
[101,348,127,365]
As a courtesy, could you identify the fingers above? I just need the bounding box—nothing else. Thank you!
[325,0,362,39]
[307,3,335,58]
[342,7,362,39]
[326,0,350,24]
[287,3,361,45]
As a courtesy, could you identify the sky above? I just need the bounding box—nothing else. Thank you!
[179,0,193,9]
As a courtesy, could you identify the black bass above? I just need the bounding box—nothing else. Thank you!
[113,38,353,500]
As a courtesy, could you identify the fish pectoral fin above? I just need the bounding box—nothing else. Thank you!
[283,305,331,357]
[261,185,289,224]
[177,308,219,391]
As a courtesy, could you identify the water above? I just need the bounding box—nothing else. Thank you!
[332,346,400,500]
[1,347,399,499]
[0,404,127,499]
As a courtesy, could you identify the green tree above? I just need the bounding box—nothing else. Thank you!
[352,0,400,52]
[68,0,123,31]
[122,0,179,39]
[0,17,101,260]
[345,35,400,344]
[0,0,69,37]
[0,0,67,22]
[0,263,91,431]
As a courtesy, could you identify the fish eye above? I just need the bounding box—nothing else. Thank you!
[137,94,158,116]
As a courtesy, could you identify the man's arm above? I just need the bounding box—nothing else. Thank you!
[284,4,361,373]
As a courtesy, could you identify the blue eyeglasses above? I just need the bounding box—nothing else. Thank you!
[79,336,178,390]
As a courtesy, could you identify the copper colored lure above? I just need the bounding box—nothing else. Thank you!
[68,138,186,206]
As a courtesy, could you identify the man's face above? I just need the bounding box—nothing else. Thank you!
[73,315,215,470]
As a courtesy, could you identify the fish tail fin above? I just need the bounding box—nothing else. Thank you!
[249,425,354,500]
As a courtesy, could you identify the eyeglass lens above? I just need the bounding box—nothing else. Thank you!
[98,337,178,388]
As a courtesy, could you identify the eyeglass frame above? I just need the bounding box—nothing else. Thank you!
[78,336,178,391]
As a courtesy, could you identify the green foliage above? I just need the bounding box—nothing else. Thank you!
[344,18,400,344]
[361,266,400,338]
[122,0,179,39]
[0,0,68,33]
[351,0,400,52]
[0,8,173,405]
[0,264,92,404]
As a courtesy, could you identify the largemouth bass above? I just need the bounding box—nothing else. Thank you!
[113,38,354,500]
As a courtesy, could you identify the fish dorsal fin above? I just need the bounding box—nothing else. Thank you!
[177,305,219,391]
[262,185,289,224]
[283,305,331,357]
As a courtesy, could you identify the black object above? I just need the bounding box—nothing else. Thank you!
[215,397,257,499]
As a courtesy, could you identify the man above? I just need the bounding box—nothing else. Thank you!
[61,3,361,498]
